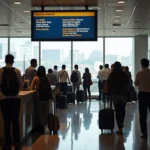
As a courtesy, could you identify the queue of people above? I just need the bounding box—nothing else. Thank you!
[0,54,150,150]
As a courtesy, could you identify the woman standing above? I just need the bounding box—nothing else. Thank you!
[107,62,129,134]
[30,66,53,134]
[82,68,92,101]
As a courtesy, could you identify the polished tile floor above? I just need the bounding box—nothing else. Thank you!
[2,100,150,150]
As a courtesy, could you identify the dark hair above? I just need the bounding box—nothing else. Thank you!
[48,69,53,73]
[85,68,89,73]
[125,66,129,72]
[37,66,46,78]
[30,59,37,66]
[74,64,78,69]
[5,54,14,64]
[141,58,149,68]
[54,65,57,70]
[62,64,66,69]
[112,62,123,73]
[100,65,103,70]
[105,64,109,68]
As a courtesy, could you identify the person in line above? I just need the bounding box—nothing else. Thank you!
[0,54,23,150]
[25,59,37,86]
[30,66,53,134]
[58,65,70,95]
[135,58,150,139]
[97,65,103,100]
[101,64,110,102]
[82,68,92,101]
[53,65,59,80]
[107,62,129,134]
[47,69,58,85]
[71,65,81,93]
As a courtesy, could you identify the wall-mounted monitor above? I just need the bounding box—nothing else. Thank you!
[31,10,97,41]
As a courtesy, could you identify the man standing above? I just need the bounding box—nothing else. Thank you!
[58,65,70,95]
[97,65,103,100]
[101,64,110,102]
[135,58,150,139]
[71,65,81,93]
[25,59,37,86]
[53,65,59,80]
[0,54,23,150]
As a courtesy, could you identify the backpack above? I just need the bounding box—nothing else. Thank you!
[1,67,19,96]
[38,77,51,101]
[71,71,78,83]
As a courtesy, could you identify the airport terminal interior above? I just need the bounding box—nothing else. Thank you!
[0,0,150,150]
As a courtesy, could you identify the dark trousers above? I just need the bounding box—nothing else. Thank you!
[103,80,109,102]
[114,103,126,129]
[0,98,21,146]
[83,85,91,98]
[98,80,103,100]
[138,91,150,135]
[60,82,67,95]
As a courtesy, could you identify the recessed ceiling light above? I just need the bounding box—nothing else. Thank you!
[114,20,120,22]
[117,1,126,4]
[23,10,30,13]
[89,7,101,10]
[14,2,21,4]
[116,9,123,12]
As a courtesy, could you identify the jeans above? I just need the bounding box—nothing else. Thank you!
[0,98,21,146]
[138,91,150,135]
[72,83,80,93]
[112,95,127,129]
[60,82,67,95]
[98,80,103,100]
[83,85,91,98]
[103,80,109,102]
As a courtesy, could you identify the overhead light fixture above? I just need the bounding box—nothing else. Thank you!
[23,10,30,13]
[117,1,126,4]
[116,9,123,12]
[89,7,101,10]
[14,2,22,4]
[114,26,118,28]
[114,20,120,22]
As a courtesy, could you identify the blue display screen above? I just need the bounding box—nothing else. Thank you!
[31,11,97,41]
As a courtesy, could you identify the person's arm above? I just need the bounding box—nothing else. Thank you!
[29,76,37,90]
[97,71,100,79]
[135,73,139,86]
[82,73,85,79]
[16,69,23,90]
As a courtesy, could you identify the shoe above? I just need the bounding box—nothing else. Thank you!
[116,129,123,135]
[2,146,11,150]
[141,134,148,139]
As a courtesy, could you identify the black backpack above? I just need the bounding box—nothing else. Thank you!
[71,71,78,83]
[38,77,52,101]
[1,67,19,96]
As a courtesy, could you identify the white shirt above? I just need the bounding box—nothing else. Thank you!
[53,69,58,79]
[97,70,103,81]
[101,68,110,81]
[58,69,70,83]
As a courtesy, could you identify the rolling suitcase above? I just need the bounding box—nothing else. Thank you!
[99,97,114,134]
[67,92,75,104]
[76,90,87,103]
[48,99,60,135]
[67,84,73,92]
[57,95,67,109]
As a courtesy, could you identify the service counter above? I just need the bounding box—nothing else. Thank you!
[0,86,55,141]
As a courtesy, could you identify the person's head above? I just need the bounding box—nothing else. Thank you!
[74,64,78,70]
[30,59,37,68]
[141,58,149,68]
[37,66,46,78]
[105,64,109,69]
[111,64,114,70]
[85,68,89,73]
[112,61,123,73]
[125,66,129,72]
[54,65,58,70]
[5,54,14,65]
[48,69,53,73]
[99,65,103,70]
[122,66,125,72]
[62,64,66,70]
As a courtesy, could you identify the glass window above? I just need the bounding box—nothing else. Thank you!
[105,38,134,76]
[0,38,8,68]
[73,38,103,96]
[10,38,39,74]
[41,42,71,74]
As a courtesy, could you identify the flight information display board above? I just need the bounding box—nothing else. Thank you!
[31,11,97,41]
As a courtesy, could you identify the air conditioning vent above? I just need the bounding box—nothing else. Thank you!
[0,24,10,27]
[112,23,122,27]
